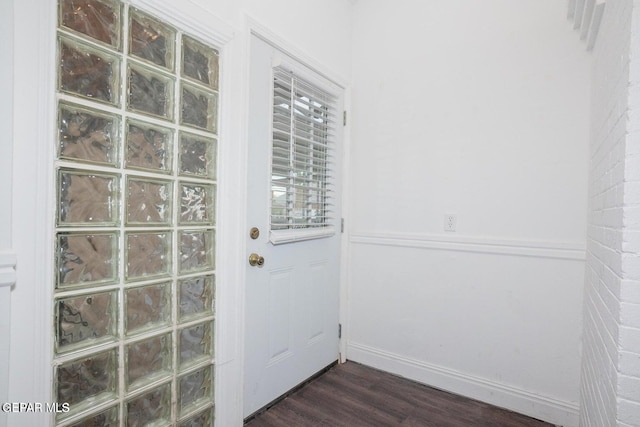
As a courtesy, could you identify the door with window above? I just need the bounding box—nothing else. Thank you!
[244,34,343,417]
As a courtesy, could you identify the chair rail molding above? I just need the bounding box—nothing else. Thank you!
[350,231,586,261]
[0,252,17,288]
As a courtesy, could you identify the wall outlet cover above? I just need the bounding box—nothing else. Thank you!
[444,214,457,232]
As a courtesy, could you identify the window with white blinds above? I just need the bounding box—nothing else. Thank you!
[270,67,337,242]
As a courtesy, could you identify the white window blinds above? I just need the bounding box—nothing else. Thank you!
[270,67,337,241]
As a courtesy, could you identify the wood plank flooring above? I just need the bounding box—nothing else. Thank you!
[245,361,556,427]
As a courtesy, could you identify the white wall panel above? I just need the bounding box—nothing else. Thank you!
[347,1,591,425]
[348,240,584,425]
[350,0,590,241]
[188,0,353,81]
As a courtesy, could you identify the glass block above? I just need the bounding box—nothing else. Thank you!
[58,102,120,166]
[56,291,117,353]
[129,8,175,70]
[59,0,121,48]
[179,407,214,427]
[179,132,217,178]
[179,322,213,368]
[57,232,117,288]
[126,383,171,427]
[127,64,174,120]
[182,35,219,90]
[126,282,171,334]
[180,183,215,224]
[58,170,118,226]
[56,349,117,408]
[126,333,172,389]
[181,83,217,132]
[125,119,172,173]
[126,178,172,225]
[125,232,171,281]
[68,405,119,427]
[59,36,120,105]
[179,275,214,321]
[179,230,214,273]
[179,366,212,415]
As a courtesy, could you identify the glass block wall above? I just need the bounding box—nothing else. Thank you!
[54,1,218,425]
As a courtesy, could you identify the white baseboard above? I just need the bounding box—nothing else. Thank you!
[347,342,579,427]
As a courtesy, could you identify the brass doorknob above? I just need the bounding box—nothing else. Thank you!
[249,253,265,267]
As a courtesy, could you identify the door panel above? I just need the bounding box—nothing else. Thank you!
[308,262,328,343]
[244,35,342,417]
[268,269,294,362]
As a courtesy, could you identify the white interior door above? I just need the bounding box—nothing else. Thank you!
[243,34,342,418]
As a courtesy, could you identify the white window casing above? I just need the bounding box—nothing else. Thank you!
[269,65,339,245]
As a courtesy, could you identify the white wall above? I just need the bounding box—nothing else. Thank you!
[6,1,352,426]
[580,1,640,425]
[0,0,14,426]
[347,1,591,425]
[193,0,353,80]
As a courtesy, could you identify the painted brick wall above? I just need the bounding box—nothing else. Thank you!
[617,1,640,424]
[580,1,640,425]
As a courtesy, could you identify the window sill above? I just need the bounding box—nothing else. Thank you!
[269,227,336,245]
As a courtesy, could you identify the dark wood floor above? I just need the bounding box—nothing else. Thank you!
[245,361,556,427]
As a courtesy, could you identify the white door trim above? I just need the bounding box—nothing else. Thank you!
[245,17,349,91]
[240,15,353,416]
[243,15,354,370]
[10,0,57,424]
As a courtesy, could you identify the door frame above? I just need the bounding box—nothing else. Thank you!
[243,30,345,417]
[239,17,352,413]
